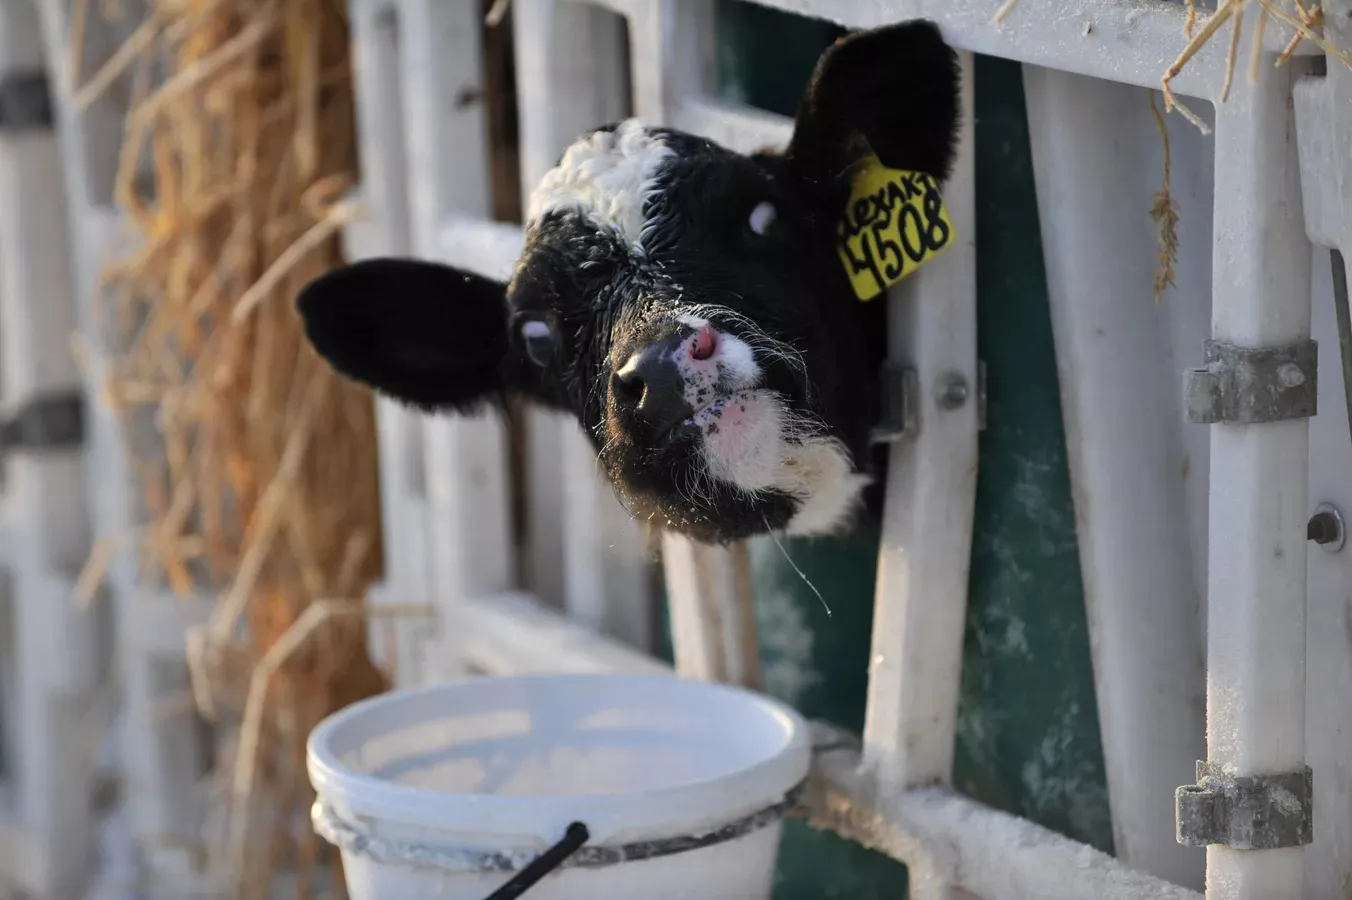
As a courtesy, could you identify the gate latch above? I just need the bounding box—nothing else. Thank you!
[1176,761,1313,850]
[1184,338,1318,424]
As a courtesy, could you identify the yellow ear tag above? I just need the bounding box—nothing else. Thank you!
[836,152,955,301]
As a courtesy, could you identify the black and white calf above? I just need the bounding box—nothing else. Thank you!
[297,21,961,545]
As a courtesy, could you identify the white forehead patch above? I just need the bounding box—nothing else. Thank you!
[527,118,672,252]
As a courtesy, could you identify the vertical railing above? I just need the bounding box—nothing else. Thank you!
[36,1,214,892]
[1201,57,1314,900]
[856,49,980,900]
[0,1,98,893]
[1023,68,1209,889]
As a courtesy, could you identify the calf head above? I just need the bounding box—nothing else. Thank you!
[297,20,960,545]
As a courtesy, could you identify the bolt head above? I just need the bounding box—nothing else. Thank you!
[936,373,969,410]
[1308,504,1346,552]
[1277,363,1306,388]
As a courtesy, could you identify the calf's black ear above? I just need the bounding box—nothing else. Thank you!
[296,258,509,412]
[785,19,961,185]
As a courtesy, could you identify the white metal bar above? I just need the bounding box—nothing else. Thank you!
[814,735,1205,900]
[451,592,671,677]
[1300,249,1352,900]
[671,97,792,156]
[1293,16,1352,894]
[438,215,525,280]
[345,0,438,687]
[0,2,102,891]
[661,539,762,687]
[741,0,1313,100]
[35,2,211,871]
[1023,67,1207,889]
[1204,56,1314,900]
[395,0,514,679]
[860,53,978,797]
[507,0,571,615]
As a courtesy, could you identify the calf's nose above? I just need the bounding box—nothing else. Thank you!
[614,332,701,435]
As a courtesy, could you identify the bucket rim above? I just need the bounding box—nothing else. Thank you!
[305,672,811,846]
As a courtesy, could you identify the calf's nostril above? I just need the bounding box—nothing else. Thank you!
[612,342,694,435]
[613,365,645,402]
[691,324,718,361]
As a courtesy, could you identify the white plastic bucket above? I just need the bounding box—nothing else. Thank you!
[306,673,810,900]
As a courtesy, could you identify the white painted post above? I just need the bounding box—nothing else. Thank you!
[344,0,435,688]
[1300,251,1352,900]
[859,47,978,825]
[1292,9,1352,895]
[0,3,99,891]
[1023,67,1207,890]
[397,0,514,680]
[1203,58,1313,900]
[34,0,211,879]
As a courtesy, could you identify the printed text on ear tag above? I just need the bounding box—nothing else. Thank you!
[836,152,955,302]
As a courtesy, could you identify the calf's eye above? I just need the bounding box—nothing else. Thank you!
[519,318,557,367]
[748,201,777,236]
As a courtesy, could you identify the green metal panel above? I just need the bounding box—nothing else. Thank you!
[655,4,1116,896]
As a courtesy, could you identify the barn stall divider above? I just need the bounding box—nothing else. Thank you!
[0,0,1348,899]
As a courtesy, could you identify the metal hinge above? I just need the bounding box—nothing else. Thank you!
[869,362,920,444]
[0,71,52,132]
[1184,338,1319,424]
[1175,761,1314,850]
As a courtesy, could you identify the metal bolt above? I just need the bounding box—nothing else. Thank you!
[935,372,969,411]
[1277,362,1306,388]
[1307,503,1345,552]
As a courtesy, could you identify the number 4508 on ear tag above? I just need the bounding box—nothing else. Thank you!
[836,151,955,302]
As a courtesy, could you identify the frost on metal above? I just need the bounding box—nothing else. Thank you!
[1175,762,1314,850]
[806,726,1203,900]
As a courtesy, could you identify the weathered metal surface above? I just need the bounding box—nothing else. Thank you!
[1184,339,1319,424]
[1176,762,1314,850]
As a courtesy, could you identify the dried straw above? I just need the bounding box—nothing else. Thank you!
[997,0,1349,303]
[1148,89,1181,304]
[70,0,390,896]
[1159,0,1352,133]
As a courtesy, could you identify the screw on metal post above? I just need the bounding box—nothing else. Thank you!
[1183,338,1319,424]
[935,371,969,411]
[869,362,920,444]
[1308,503,1345,552]
[482,822,590,900]
[1175,761,1313,850]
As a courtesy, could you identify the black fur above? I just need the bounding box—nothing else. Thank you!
[297,258,510,412]
[296,20,961,545]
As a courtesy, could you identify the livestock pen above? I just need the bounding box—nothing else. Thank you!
[0,1,1348,899]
